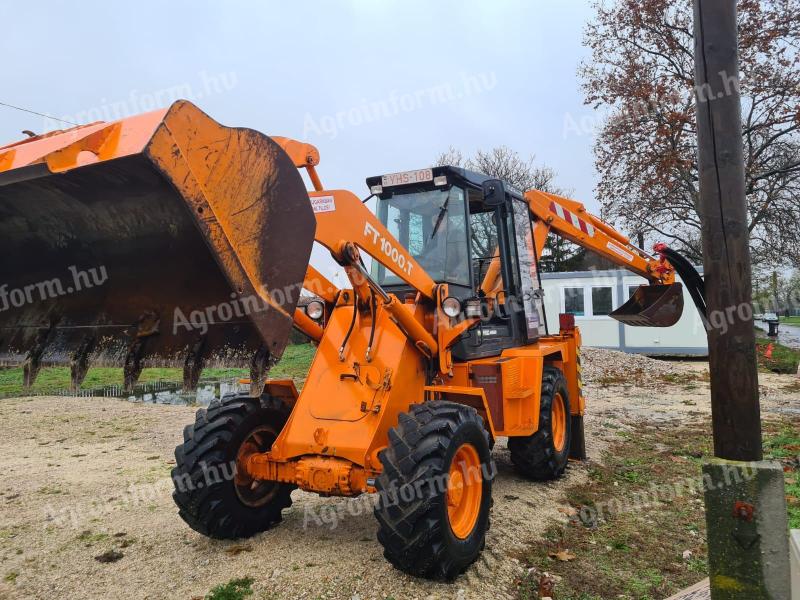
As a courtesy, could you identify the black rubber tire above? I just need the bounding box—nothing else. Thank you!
[508,365,571,481]
[171,392,295,539]
[374,401,494,580]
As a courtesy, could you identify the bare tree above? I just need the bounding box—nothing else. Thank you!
[436,146,563,194]
[435,146,585,271]
[752,267,800,314]
[581,0,800,267]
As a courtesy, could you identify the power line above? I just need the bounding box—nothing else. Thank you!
[0,101,79,126]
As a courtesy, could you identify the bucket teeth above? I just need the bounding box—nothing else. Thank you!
[123,311,160,392]
[123,338,146,392]
[22,322,57,389]
[182,337,207,392]
[70,334,97,391]
[249,345,277,397]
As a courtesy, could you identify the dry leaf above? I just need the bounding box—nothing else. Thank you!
[224,544,253,556]
[538,573,556,596]
[557,506,578,517]
[548,550,576,562]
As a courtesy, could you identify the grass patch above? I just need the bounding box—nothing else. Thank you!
[0,343,316,398]
[763,421,800,529]
[269,343,316,381]
[76,530,109,545]
[756,335,800,374]
[205,577,254,600]
[517,423,713,599]
[779,316,800,325]
[516,416,799,600]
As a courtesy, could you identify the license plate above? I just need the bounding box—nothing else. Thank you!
[381,169,433,187]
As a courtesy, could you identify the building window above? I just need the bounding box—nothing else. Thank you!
[564,287,585,316]
[628,284,639,298]
[592,286,613,316]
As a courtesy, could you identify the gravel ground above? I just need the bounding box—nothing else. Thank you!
[580,347,683,382]
[0,349,795,600]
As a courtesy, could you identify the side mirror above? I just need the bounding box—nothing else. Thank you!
[482,179,506,207]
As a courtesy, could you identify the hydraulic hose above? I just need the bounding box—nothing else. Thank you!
[338,288,359,361]
[366,291,377,362]
[655,243,708,323]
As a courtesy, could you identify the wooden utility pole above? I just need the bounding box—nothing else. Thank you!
[692,0,761,461]
[694,2,790,596]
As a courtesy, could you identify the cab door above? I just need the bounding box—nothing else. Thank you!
[509,197,546,343]
[453,184,544,360]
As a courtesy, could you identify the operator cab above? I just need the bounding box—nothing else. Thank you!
[366,166,547,360]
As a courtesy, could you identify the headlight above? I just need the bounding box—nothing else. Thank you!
[442,296,462,318]
[305,300,325,320]
[464,299,483,318]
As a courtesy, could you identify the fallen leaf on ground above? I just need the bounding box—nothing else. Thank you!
[557,506,578,516]
[224,544,253,556]
[548,550,576,562]
[538,573,556,596]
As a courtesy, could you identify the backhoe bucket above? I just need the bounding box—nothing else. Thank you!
[609,283,684,327]
[0,100,315,392]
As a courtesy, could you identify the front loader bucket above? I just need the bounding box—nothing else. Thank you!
[610,283,684,327]
[0,100,315,392]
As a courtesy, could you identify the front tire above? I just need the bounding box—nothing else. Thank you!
[171,392,295,539]
[508,365,571,480]
[374,401,493,580]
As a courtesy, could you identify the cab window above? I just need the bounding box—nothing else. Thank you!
[372,187,469,286]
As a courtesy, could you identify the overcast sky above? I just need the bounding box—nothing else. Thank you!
[1,0,602,281]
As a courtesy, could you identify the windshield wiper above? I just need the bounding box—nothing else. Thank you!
[429,190,451,240]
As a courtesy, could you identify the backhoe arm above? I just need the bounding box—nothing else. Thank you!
[525,190,675,285]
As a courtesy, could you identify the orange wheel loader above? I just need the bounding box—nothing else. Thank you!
[0,101,695,580]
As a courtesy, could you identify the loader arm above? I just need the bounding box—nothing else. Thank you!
[269,137,453,360]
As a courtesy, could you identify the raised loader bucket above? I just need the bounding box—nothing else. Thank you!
[610,283,684,327]
[0,100,315,392]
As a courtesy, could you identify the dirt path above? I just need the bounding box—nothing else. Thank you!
[0,353,795,599]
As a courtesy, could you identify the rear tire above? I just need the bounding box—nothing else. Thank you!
[374,401,493,580]
[508,365,571,480]
[171,392,295,539]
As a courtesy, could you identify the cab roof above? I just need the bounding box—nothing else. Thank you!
[366,165,524,199]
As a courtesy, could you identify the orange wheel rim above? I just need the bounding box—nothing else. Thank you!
[552,392,567,452]
[446,443,482,539]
